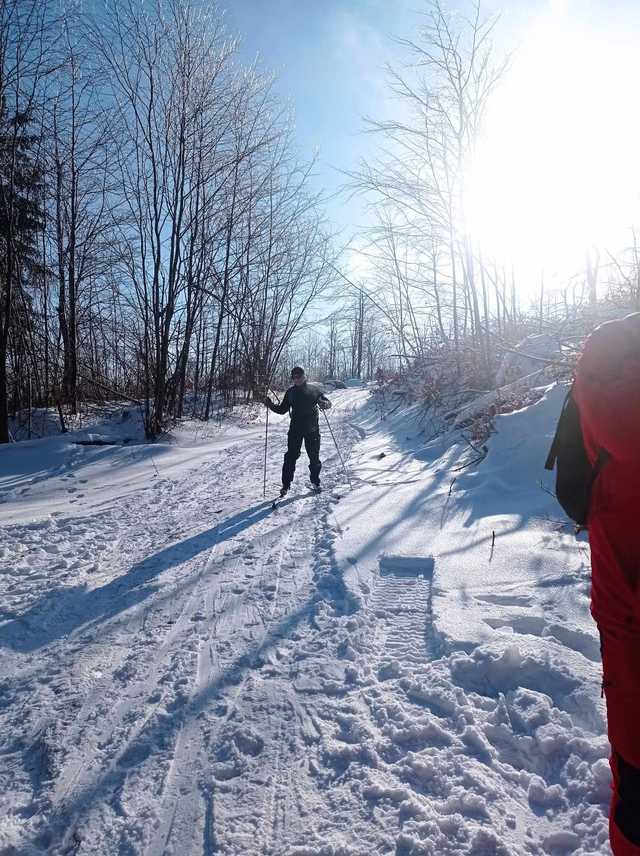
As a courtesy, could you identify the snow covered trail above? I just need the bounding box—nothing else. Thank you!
[0,390,367,854]
[322,386,610,855]
[0,386,611,855]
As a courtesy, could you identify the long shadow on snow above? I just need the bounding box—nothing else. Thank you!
[26,505,357,851]
[335,447,459,561]
[355,389,561,534]
[0,498,295,653]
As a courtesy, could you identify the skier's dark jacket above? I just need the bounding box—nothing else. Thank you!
[266,382,331,434]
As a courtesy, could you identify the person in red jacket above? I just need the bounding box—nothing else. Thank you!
[573,311,640,854]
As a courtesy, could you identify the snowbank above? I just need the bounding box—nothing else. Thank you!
[0,385,609,855]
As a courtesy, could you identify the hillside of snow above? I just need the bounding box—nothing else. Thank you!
[0,384,609,855]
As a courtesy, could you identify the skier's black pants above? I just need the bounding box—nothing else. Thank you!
[282,429,321,487]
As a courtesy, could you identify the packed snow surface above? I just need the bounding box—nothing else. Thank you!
[0,386,609,854]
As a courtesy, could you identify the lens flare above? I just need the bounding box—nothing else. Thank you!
[464,10,640,288]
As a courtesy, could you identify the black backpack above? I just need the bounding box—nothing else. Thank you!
[544,384,608,525]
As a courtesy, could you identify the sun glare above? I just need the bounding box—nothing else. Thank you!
[465,9,640,290]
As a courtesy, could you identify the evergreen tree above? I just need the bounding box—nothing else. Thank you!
[0,99,45,442]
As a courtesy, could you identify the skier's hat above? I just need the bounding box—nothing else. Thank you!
[291,366,305,379]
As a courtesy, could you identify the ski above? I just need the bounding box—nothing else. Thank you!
[272,497,293,510]
[271,489,290,510]
[271,487,320,510]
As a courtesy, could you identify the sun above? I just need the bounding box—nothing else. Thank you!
[463,8,640,290]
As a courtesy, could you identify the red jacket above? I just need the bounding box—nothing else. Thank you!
[573,312,640,628]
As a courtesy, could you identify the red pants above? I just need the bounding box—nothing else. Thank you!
[599,623,640,854]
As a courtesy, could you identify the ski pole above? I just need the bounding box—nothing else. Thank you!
[322,409,352,488]
[261,378,283,498]
[263,393,269,499]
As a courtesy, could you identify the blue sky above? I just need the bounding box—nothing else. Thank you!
[223,0,640,265]
[223,0,541,238]
[224,0,420,236]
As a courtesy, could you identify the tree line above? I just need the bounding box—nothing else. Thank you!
[0,0,335,442]
[5,0,640,444]
[341,1,640,395]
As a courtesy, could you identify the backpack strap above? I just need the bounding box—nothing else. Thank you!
[545,383,610,472]
[545,387,573,471]
[593,447,610,475]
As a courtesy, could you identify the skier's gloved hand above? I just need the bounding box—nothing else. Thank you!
[318,397,332,411]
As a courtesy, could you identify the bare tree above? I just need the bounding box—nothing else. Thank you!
[347,1,506,378]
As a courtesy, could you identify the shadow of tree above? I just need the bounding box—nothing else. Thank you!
[27,497,357,851]
[0,497,304,653]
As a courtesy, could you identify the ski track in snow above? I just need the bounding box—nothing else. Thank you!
[0,388,612,855]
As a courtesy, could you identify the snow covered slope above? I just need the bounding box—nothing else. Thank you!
[0,386,609,855]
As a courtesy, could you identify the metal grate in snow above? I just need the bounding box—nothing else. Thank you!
[370,555,436,664]
[379,554,435,578]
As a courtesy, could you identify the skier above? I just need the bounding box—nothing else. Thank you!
[259,366,332,498]
[573,312,640,854]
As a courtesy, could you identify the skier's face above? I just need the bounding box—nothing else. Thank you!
[292,372,305,386]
